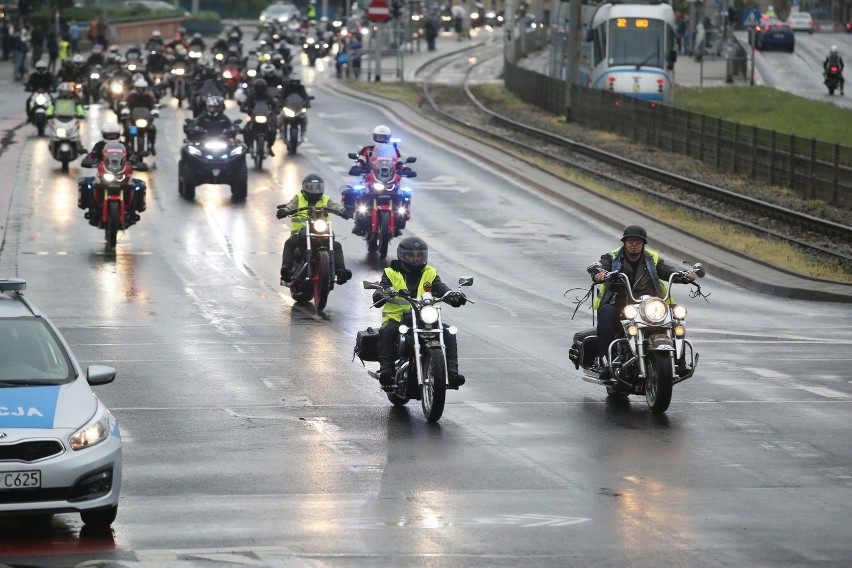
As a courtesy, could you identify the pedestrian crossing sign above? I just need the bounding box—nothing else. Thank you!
[742,9,761,28]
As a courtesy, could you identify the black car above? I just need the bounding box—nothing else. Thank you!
[178,119,248,201]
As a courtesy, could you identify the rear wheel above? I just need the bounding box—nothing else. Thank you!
[378,210,391,258]
[421,348,447,422]
[313,250,331,310]
[645,353,674,413]
[106,201,120,248]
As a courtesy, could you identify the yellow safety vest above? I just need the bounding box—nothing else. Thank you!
[381,265,438,323]
[593,247,671,309]
[290,193,330,234]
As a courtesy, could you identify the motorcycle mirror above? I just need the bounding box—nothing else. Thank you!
[692,263,705,278]
[363,281,379,290]
[459,277,473,287]
[405,156,416,163]
[587,262,603,275]
[347,152,358,160]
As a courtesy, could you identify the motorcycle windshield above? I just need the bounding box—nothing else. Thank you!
[131,107,151,121]
[371,156,396,183]
[102,142,127,173]
[253,101,271,117]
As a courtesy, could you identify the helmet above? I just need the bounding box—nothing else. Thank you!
[35,60,48,71]
[300,173,325,203]
[57,82,74,98]
[152,30,162,38]
[193,33,202,40]
[101,122,121,141]
[253,78,268,95]
[205,95,225,117]
[621,225,647,244]
[831,45,839,54]
[260,63,276,77]
[372,124,392,144]
[133,77,148,95]
[396,236,428,273]
[72,54,84,65]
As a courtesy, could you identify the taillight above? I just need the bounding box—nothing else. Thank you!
[830,66,839,73]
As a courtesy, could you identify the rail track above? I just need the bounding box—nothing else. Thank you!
[413,43,852,267]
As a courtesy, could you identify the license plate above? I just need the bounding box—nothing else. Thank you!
[1,471,41,490]
[773,32,786,38]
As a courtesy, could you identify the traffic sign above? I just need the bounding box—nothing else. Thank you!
[742,9,761,28]
[368,0,391,23]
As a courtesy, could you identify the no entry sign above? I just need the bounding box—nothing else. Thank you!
[368,0,391,23]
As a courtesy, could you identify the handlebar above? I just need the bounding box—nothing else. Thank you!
[363,278,475,309]
[590,262,705,303]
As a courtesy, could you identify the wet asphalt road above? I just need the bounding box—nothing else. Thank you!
[0,50,851,567]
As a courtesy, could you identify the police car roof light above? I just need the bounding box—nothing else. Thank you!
[0,278,27,292]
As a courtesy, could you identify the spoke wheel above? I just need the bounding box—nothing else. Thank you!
[421,348,447,422]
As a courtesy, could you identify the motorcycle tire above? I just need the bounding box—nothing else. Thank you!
[379,211,391,259]
[231,161,248,202]
[386,391,410,406]
[37,122,45,137]
[106,201,120,248]
[179,171,196,201]
[645,352,674,413]
[313,250,331,311]
[254,136,265,170]
[288,127,299,154]
[421,348,447,422]
[61,159,70,174]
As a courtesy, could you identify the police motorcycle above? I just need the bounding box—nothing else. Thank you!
[243,100,277,169]
[47,99,84,173]
[78,142,148,248]
[568,262,707,413]
[120,103,159,158]
[178,118,248,202]
[357,278,474,422]
[342,146,416,258]
[276,205,351,311]
[27,89,53,137]
[279,92,312,154]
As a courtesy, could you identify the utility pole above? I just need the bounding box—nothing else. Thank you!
[564,0,581,121]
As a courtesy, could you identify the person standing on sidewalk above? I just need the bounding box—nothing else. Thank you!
[68,19,80,54]
[425,14,438,51]
[12,26,30,81]
[30,24,44,69]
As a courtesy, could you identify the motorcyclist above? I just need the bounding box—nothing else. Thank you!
[590,225,696,380]
[80,123,147,212]
[46,81,85,119]
[184,95,240,141]
[276,173,353,286]
[371,236,467,390]
[86,44,106,68]
[121,78,158,154]
[145,30,164,52]
[823,45,845,95]
[25,60,56,122]
[357,124,401,161]
[58,55,86,85]
[189,33,206,53]
[211,32,230,56]
[240,78,279,156]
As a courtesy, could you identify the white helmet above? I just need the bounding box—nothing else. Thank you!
[72,54,85,64]
[101,122,121,141]
[830,45,839,54]
[152,30,162,38]
[372,124,391,144]
[133,78,149,94]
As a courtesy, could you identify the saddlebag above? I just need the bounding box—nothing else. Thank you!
[569,328,598,370]
[354,327,380,363]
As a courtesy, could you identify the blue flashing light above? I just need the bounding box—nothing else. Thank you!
[0,279,27,292]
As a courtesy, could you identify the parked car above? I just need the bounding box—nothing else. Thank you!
[756,20,795,52]
[786,11,814,33]
[0,279,122,527]
[260,2,301,24]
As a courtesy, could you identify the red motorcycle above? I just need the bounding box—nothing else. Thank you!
[78,142,148,248]
[221,65,241,98]
[342,146,416,258]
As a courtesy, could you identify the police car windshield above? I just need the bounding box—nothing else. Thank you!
[0,318,73,384]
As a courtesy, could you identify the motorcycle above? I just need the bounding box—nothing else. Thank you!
[243,100,276,170]
[303,37,324,67]
[27,89,53,137]
[279,92,312,154]
[85,65,104,104]
[78,142,148,248]
[568,262,708,413]
[221,65,241,98]
[120,105,159,158]
[178,119,247,201]
[149,70,168,101]
[48,114,83,173]
[170,63,188,107]
[342,149,417,258]
[825,65,843,95]
[276,205,348,311]
[358,278,474,422]
[104,77,127,115]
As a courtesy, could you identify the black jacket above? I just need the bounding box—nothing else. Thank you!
[372,261,454,305]
[597,246,679,306]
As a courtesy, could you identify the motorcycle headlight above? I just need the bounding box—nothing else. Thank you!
[397,206,406,215]
[127,64,137,71]
[56,127,68,138]
[373,181,386,191]
[215,53,224,60]
[173,68,185,76]
[110,82,123,94]
[247,69,257,77]
[313,219,328,233]
[223,70,233,79]
[421,305,439,325]
[204,141,228,151]
[357,205,368,214]
[69,404,113,450]
[135,118,148,128]
[301,107,308,113]
[103,172,116,182]
[90,72,100,79]
[639,298,668,324]
[283,107,296,117]
[254,115,267,124]
[35,94,47,105]
[622,305,638,320]
[672,305,688,320]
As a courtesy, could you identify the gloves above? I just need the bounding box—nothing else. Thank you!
[341,207,354,220]
[372,291,389,307]
[447,292,467,307]
[276,207,291,219]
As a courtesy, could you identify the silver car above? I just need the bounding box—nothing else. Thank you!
[260,1,301,23]
[0,279,122,527]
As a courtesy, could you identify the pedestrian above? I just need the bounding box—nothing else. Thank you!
[58,33,70,61]
[675,13,685,55]
[694,19,706,62]
[350,34,362,79]
[30,24,44,69]
[335,42,350,78]
[425,14,438,51]
[12,26,29,82]
[98,18,109,49]
[88,18,97,46]
[67,19,80,53]
[46,29,59,73]
[1,18,11,61]
[683,16,692,56]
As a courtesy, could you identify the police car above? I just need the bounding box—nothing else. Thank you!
[0,279,122,527]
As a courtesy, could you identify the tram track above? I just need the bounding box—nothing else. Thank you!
[414,44,852,268]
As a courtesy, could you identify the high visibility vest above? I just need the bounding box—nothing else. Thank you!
[58,39,70,60]
[290,193,330,234]
[381,265,438,323]
[593,247,671,309]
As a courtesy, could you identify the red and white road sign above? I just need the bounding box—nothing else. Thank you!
[367,0,391,23]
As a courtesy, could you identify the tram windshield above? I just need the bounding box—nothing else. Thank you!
[607,17,667,68]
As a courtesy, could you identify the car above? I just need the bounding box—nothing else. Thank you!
[756,20,795,52]
[0,279,122,527]
[259,2,301,24]
[786,11,814,33]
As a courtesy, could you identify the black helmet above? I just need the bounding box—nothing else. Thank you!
[205,95,225,117]
[253,78,267,96]
[301,173,325,203]
[397,236,428,273]
[621,225,647,244]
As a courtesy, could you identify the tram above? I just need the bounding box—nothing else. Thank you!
[585,0,678,104]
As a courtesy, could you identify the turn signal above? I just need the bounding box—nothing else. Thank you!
[627,325,638,336]
[674,325,685,337]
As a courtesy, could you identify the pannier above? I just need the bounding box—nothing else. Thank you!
[569,328,598,369]
[354,327,380,362]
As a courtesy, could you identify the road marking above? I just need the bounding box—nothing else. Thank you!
[462,218,552,239]
[745,367,851,399]
[795,386,850,399]
[415,174,472,192]
[466,402,501,413]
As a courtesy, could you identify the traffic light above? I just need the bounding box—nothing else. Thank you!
[391,0,402,20]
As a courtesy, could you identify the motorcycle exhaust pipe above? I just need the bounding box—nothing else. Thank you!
[84,211,92,219]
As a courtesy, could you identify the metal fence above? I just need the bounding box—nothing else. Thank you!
[502,36,852,208]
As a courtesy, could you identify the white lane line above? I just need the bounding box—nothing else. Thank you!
[745,367,851,399]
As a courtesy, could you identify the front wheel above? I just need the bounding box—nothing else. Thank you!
[254,135,265,169]
[421,348,447,422]
[378,210,391,258]
[231,160,248,202]
[288,126,299,154]
[80,504,118,527]
[313,250,331,310]
[106,200,120,248]
[645,353,674,413]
